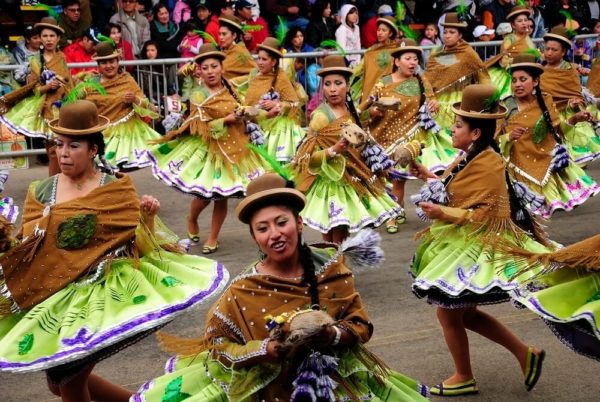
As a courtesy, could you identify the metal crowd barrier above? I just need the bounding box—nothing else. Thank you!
[0,34,598,160]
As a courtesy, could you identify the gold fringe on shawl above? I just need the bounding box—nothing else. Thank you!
[424,39,489,95]
[293,112,386,197]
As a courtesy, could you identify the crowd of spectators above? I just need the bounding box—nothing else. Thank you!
[2,1,600,101]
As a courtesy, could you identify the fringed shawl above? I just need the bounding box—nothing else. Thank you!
[587,58,600,97]
[485,33,535,69]
[366,74,434,148]
[84,71,145,121]
[502,93,561,185]
[158,85,252,168]
[359,42,397,103]
[244,68,300,120]
[30,52,72,121]
[424,39,489,95]
[223,42,257,81]
[540,63,582,110]
[293,103,385,197]
[0,174,139,311]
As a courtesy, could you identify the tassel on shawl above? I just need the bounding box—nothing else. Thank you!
[245,121,265,147]
[549,143,570,173]
[360,141,393,174]
[418,104,441,134]
[291,351,338,402]
[410,179,448,221]
[511,180,546,219]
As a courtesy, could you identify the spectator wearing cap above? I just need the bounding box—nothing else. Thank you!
[473,25,495,61]
[496,22,512,38]
[191,0,211,32]
[150,3,184,59]
[205,0,235,44]
[63,26,100,75]
[361,4,394,49]
[235,0,268,53]
[110,0,151,57]
[305,0,336,48]
[58,0,91,47]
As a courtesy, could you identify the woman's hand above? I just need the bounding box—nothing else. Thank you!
[569,110,593,125]
[330,137,349,155]
[265,339,283,363]
[369,106,383,118]
[47,79,61,91]
[419,201,443,219]
[123,92,136,104]
[224,112,243,124]
[427,99,439,114]
[409,161,435,181]
[140,195,160,218]
[259,99,278,111]
[265,103,282,118]
[509,126,527,141]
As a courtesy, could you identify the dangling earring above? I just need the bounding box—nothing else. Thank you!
[299,231,306,247]
[258,248,266,262]
[532,88,537,96]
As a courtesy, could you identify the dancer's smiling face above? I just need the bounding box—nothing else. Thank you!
[199,57,223,88]
[250,205,302,265]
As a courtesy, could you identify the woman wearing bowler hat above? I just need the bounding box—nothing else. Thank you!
[0,100,228,402]
[131,172,429,401]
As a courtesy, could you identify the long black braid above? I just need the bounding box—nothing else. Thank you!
[345,92,362,125]
[298,238,320,309]
[269,61,280,97]
[221,77,242,104]
[533,83,564,144]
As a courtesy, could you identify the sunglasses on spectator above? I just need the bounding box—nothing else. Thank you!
[67,8,81,12]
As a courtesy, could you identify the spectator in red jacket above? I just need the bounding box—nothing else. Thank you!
[63,26,99,75]
[205,0,235,43]
[235,0,268,52]
[361,4,394,49]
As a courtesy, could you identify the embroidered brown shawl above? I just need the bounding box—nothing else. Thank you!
[293,104,385,196]
[0,174,139,310]
[366,75,434,148]
[30,52,72,121]
[424,39,489,95]
[223,42,257,81]
[84,71,144,121]
[485,33,535,69]
[502,94,561,184]
[540,64,582,110]
[359,42,397,103]
[244,68,299,119]
[587,58,600,97]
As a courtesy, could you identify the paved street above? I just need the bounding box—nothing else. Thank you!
[1,161,599,402]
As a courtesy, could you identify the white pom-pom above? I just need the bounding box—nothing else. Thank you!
[340,228,384,269]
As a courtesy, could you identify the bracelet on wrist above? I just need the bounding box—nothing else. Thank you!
[331,326,342,346]
[327,147,337,158]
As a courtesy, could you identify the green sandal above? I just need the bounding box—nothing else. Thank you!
[396,210,406,225]
[386,220,399,234]
[524,347,546,391]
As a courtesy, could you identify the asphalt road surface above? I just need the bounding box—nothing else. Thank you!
[1,161,599,402]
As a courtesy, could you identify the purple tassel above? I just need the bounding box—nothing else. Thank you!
[340,229,384,268]
[411,179,448,206]
[291,383,317,402]
[360,142,393,174]
[40,68,57,85]
[418,104,441,134]
[245,121,265,146]
[512,180,546,211]
[550,144,570,172]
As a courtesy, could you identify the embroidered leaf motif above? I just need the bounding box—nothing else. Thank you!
[105,151,116,160]
[376,50,391,69]
[158,143,172,155]
[56,214,97,250]
[592,136,600,145]
[133,295,147,304]
[586,289,600,303]
[110,288,124,302]
[573,145,590,153]
[161,276,181,287]
[444,148,455,157]
[532,116,548,144]
[162,375,191,402]
[213,168,222,179]
[18,333,34,355]
[361,194,371,210]
[582,175,593,185]
[503,262,517,278]
[394,78,420,97]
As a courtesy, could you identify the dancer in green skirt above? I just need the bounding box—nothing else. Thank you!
[410,84,550,396]
[131,172,430,402]
[0,101,228,402]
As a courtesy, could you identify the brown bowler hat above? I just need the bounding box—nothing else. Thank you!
[92,41,121,61]
[506,5,531,22]
[441,13,468,29]
[509,53,544,75]
[391,39,423,59]
[544,26,573,49]
[219,15,243,32]
[257,37,284,58]
[194,43,225,63]
[451,84,507,119]
[236,173,306,224]
[48,100,110,135]
[317,55,353,77]
[34,17,65,35]
[376,16,399,35]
